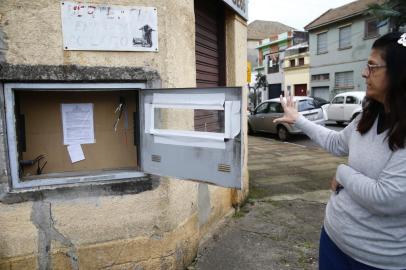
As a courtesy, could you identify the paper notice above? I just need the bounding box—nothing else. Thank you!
[61,103,95,145]
[67,144,85,163]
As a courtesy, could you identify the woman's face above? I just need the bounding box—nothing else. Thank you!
[362,49,389,104]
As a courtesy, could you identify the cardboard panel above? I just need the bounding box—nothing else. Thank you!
[17,91,138,177]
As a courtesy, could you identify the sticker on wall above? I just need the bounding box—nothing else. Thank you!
[61,1,158,52]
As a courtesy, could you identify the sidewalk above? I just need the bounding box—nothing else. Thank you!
[190,136,346,270]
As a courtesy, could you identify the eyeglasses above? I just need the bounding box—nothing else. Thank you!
[364,63,386,77]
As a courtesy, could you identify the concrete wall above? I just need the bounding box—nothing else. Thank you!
[225,11,249,206]
[308,16,389,99]
[0,1,248,269]
[284,53,310,95]
[284,68,310,95]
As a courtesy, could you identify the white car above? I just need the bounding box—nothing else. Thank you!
[323,91,365,124]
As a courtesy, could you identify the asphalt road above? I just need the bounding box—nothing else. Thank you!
[190,130,347,270]
[252,121,345,148]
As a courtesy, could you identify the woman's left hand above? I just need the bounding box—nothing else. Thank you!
[331,177,343,193]
[273,91,299,125]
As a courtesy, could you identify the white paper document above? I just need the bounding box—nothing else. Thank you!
[61,103,95,145]
[67,144,85,163]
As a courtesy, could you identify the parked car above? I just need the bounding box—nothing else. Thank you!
[323,91,365,125]
[248,96,325,141]
[312,96,329,107]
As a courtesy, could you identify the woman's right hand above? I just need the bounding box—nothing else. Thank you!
[273,91,299,124]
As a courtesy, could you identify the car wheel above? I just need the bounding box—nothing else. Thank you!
[336,121,344,125]
[277,126,289,141]
[248,124,255,135]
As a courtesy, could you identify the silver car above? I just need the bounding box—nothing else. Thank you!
[248,96,325,141]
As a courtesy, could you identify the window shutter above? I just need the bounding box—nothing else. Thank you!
[195,0,225,87]
[194,0,225,132]
[317,32,327,54]
[339,26,351,48]
[335,71,354,88]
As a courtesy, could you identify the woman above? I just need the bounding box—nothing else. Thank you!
[274,32,406,270]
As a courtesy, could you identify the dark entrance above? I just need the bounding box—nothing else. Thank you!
[294,84,307,96]
[268,83,282,99]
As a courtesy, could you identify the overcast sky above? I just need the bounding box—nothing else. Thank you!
[248,0,357,30]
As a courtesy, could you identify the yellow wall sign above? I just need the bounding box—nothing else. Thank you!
[247,62,251,83]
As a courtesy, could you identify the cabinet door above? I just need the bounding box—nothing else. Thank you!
[140,87,243,189]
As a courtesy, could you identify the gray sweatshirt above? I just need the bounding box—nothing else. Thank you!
[294,115,406,269]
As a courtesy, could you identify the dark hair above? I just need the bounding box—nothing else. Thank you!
[357,32,406,151]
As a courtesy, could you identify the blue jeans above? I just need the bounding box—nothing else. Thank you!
[319,227,405,270]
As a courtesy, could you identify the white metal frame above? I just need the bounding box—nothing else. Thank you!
[4,83,146,190]
[144,93,241,144]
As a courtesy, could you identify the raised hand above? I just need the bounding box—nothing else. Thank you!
[273,90,299,124]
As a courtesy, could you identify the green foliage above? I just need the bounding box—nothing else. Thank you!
[366,0,406,31]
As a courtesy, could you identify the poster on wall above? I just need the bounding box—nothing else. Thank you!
[61,1,158,51]
[61,103,95,145]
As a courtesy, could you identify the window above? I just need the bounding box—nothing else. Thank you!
[345,96,358,104]
[298,58,305,66]
[299,47,307,54]
[311,74,330,81]
[365,19,379,38]
[332,96,344,104]
[255,102,269,114]
[269,102,283,113]
[290,59,295,67]
[158,108,225,133]
[4,83,243,190]
[335,71,354,88]
[268,53,279,73]
[339,25,351,49]
[317,32,328,54]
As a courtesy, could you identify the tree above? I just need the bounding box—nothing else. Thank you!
[248,73,268,108]
[366,0,406,32]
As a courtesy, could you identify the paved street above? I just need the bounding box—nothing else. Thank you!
[190,131,347,270]
[288,122,345,148]
[251,122,345,148]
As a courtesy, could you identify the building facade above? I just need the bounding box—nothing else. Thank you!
[255,30,308,102]
[283,43,310,96]
[305,0,388,101]
[0,0,248,269]
[247,20,294,107]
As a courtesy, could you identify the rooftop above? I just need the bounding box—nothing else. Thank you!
[304,0,385,31]
[248,20,295,40]
[285,42,309,51]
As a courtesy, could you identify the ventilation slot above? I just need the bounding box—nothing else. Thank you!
[218,164,231,173]
[151,155,161,163]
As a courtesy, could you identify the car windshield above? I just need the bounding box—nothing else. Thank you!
[313,97,328,108]
[298,99,316,112]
